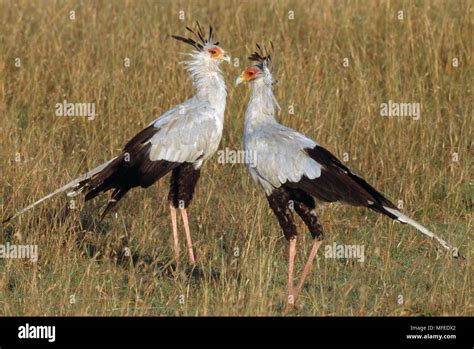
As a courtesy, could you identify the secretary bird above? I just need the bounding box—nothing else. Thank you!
[236,44,461,307]
[3,23,230,267]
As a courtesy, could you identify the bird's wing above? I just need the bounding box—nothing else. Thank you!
[247,125,321,194]
[148,100,223,165]
[248,124,393,206]
[248,124,395,207]
[82,100,222,198]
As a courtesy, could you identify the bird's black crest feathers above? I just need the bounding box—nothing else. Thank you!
[248,42,274,68]
[172,22,219,51]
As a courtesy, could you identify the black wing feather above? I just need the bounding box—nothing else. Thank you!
[285,145,398,220]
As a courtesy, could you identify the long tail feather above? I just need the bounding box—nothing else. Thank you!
[382,206,461,258]
[2,158,116,223]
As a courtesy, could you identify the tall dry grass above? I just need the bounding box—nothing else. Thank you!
[0,0,472,315]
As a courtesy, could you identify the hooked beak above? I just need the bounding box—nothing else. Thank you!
[235,74,245,86]
[223,55,231,63]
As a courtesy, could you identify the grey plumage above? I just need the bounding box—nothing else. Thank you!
[245,123,320,195]
[148,102,224,168]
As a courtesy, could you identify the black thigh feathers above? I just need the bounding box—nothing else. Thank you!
[267,186,324,241]
[168,163,201,209]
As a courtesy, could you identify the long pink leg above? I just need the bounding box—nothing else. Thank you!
[286,237,297,308]
[169,204,180,262]
[180,208,196,266]
[294,239,323,300]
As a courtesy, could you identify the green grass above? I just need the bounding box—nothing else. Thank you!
[0,0,472,316]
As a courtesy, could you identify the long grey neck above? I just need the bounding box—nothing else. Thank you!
[245,80,278,131]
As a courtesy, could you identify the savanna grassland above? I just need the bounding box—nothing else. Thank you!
[0,0,472,316]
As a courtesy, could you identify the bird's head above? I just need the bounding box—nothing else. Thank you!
[236,43,275,86]
[172,22,230,65]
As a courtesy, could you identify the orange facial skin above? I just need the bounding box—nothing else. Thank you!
[208,47,224,59]
[241,67,258,82]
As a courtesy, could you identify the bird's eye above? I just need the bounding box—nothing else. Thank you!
[248,71,254,76]
[210,50,216,55]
